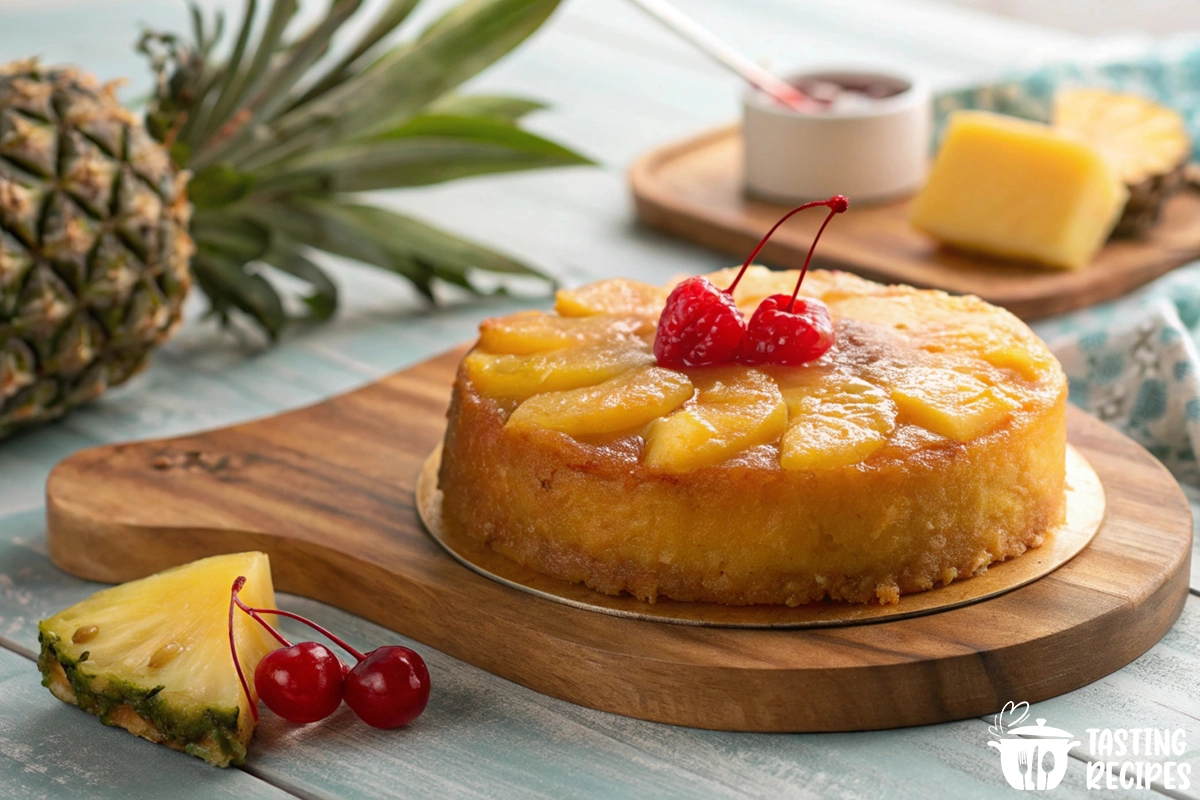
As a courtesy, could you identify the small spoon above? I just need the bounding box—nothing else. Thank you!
[623,0,822,112]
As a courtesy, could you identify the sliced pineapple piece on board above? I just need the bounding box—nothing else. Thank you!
[37,552,278,767]
[909,110,1127,270]
[507,365,694,437]
[776,367,897,470]
[477,310,651,355]
[890,366,1019,441]
[464,342,655,401]
[555,278,668,318]
[644,366,787,472]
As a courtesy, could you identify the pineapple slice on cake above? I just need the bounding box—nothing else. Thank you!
[463,343,655,400]
[478,311,653,355]
[644,367,788,472]
[775,368,897,470]
[506,364,694,436]
[889,365,1019,442]
[554,279,669,318]
[37,552,278,767]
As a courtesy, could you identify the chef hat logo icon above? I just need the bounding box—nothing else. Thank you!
[988,703,1081,791]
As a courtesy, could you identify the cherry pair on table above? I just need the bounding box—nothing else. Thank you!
[229,577,430,729]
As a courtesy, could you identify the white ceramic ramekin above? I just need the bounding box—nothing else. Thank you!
[743,70,931,205]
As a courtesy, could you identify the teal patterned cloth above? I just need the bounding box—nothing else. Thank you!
[932,44,1200,495]
[1033,266,1200,487]
[933,36,1200,160]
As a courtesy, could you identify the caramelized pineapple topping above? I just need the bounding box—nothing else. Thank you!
[464,268,1063,473]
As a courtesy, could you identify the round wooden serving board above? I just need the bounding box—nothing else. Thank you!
[630,126,1200,320]
[44,348,1193,732]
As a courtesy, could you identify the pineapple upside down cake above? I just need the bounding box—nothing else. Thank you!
[439,268,1067,606]
[438,201,1068,606]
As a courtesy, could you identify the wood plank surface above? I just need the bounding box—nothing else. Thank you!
[3,505,1196,798]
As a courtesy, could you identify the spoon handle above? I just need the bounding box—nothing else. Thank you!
[623,0,816,111]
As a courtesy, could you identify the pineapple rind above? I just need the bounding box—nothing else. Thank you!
[35,552,277,768]
[37,634,245,766]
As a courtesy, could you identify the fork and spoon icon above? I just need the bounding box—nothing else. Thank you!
[1017,748,1050,790]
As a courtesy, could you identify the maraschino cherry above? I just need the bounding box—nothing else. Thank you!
[255,640,344,724]
[229,577,431,729]
[343,645,431,729]
[739,195,847,365]
[653,195,848,369]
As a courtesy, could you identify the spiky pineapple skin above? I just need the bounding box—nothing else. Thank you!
[0,60,192,438]
[37,552,277,768]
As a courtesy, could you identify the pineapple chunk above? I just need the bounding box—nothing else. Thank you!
[555,278,668,318]
[464,343,654,401]
[644,367,787,472]
[890,366,1019,441]
[477,310,651,355]
[37,552,279,767]
[910,110,1128,270]
[776,368,897,470]
[507,365,694,436]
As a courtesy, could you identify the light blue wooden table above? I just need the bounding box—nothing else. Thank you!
[1,1,1198,798]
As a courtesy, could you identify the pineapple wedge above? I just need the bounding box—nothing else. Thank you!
[38,552,279,767]
[507,365,694,437]
[555,278,669,318]
[464,343,655,401]
[776,368,897,470]
[644,367,787,472]
[890,366,1019,441]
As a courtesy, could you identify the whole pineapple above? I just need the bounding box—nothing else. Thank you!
[0,0,585,439]
[0,61,192,438]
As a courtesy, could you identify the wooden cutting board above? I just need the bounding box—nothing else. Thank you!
[44,347,1192,732]
[630,126,1200,320]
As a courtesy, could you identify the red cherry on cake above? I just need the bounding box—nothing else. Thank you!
[653,195,849,369]
[739,195,848,366]
[654,276,747,368]
[739,295,835,365]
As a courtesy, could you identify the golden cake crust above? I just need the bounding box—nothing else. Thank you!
[438,269,1068,605]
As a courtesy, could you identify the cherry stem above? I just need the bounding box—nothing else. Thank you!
[233,595,368,663]
[726,195,849,297]
[229,577,259,724]
[232,589,292,649]
[788,204,844,313]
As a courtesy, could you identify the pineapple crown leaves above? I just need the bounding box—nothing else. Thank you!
[138,0,592,338]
